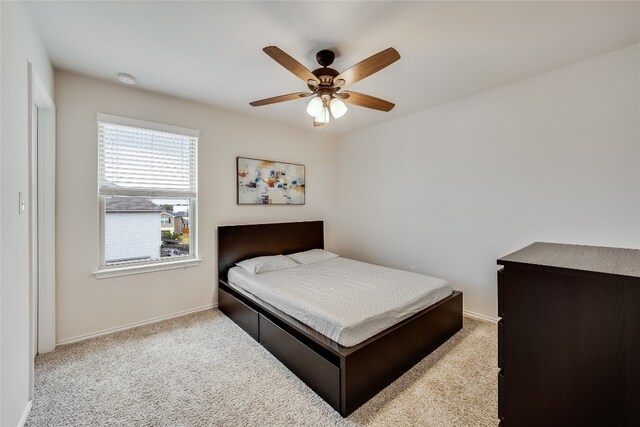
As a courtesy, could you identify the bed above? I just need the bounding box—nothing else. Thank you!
[217,221,463,416]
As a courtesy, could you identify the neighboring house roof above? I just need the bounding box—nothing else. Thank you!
[106,197,163,212]
[161,211,181,218]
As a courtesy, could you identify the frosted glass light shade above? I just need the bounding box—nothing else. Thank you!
[330,98,348,118]
[306,96,323,117]
[316,106,330,123]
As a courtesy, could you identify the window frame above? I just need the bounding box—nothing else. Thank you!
[94,114,200,279]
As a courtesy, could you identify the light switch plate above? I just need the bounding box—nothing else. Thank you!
[19,192,25,214]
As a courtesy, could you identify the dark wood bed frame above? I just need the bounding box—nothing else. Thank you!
[217,221,462,416]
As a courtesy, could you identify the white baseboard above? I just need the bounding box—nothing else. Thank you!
[463,310,499,323]
[56,304,217,346]
[18,400,33,427]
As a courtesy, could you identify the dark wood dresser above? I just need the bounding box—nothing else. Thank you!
[497,242,639,426]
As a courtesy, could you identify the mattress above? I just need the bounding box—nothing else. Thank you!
[227,257,453,347]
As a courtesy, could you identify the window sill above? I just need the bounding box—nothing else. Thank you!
[93,258,202,279]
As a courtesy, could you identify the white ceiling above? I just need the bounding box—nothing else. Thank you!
[27,1,639,136]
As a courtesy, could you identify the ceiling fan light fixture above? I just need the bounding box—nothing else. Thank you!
[330,97,348,118]
[306,96,323,117]
[316,105,331,124]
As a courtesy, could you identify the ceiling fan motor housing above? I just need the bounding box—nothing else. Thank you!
[306,49,339,90]
[310,66,339,90]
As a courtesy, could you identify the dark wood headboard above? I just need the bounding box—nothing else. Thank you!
[217,221,324,280]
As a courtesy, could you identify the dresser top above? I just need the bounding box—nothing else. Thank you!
[498,242,640,278]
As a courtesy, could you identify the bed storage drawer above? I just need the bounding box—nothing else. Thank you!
[219,288,259,341]
[259,314,340,410]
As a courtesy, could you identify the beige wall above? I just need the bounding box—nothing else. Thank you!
[1,2,54,425]
[55,71,338,343]
[335,45,640,319]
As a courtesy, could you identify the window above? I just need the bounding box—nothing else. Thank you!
[97,114,198,274]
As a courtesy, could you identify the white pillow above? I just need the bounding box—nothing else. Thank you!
[287,249,338,265]
[235,255,299,274]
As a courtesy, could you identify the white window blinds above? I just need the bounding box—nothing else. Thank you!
[98,114,198,198]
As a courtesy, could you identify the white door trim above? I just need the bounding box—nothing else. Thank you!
[28,63,56,360]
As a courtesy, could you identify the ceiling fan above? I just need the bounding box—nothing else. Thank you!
[250,46,400,127]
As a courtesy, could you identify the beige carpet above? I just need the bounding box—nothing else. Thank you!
[26,309,497,426]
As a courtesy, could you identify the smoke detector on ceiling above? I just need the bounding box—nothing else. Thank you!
[117,73,136,85]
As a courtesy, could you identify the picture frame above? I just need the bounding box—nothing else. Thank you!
[236,157,305,205]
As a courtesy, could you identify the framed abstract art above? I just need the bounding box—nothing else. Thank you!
[237,157,305,205]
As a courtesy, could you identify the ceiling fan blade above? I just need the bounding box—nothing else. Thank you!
[263,46,320,85]
[249,92,313,107]
[341,91,395,112]
[313,118,326,127]
[335,48,400,87]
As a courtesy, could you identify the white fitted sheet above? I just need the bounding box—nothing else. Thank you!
[228,257,453,347]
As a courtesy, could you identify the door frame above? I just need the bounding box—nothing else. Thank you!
[28,63,56,372]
